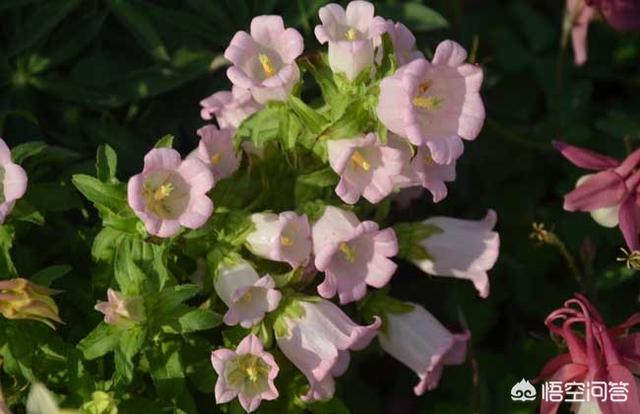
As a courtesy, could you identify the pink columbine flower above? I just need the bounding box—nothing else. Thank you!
[0,138,27,224]
[376,40,485,164]
[275,298,381,402]
[312,206,398,304]
[538,294,640,414]
[127,148,214,238]
[245,212,312,268]
[327,133,404,204]
[225,15,304,104]
[200,86,262,129]
[385,20,424,66]
[587,0,640,31]
[94,288,145,327]
[211,334,279,413]
[554,141,640,251]
[388,134,456,203]
[412,210,499,298]
[190,125,240,181]
[314,1,387,81]
[214,260,282,329]
[379,303,470,395]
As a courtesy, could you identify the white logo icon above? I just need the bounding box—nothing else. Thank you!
[511,379,537,402]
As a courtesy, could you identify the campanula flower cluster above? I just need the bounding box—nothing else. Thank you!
[0,2,499,412]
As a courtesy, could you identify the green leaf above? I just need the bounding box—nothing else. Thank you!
[0,225,17,278]
[11,141,47,163]
[44,10,108,69]
[235,106,281,148]
[92,227,127,262]
[151,284,200,317]
[96,144,118,182]
[30,265,72,287]
[147,341,197,413]
[78,323,122,360]
[288,97,329,134]
[297,168,338,187]
[72,174,127,214]
[376,3,448,32]
[394,222,443,261]
[154,134,174,149]
[279,106,302,150]
[107,0,170,61]
[114,239,147,295]
[9,0,78,56]
[114,326,146,384]
[177,309,222,333]
[510,0,554,53]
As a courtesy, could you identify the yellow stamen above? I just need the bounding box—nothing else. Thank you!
[412,96,443,110]
[246,366,259,382]
[423,153,433,166]
[345,28,358,41]
[240,290,253,303]
[351,150,370,171]
[280,235,294,247]
[258,54,276,78]
[338,242,356,263]
[210,152,221,165]
[153,183,174,201]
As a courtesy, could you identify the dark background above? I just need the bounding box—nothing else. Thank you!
[1,0,640,413]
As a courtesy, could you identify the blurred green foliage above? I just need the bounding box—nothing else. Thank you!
[1,0,640,413]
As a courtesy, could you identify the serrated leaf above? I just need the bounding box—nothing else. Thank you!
[177,309,222,333]
[11,141,47,163]
[288,96,329,134]
[78,323,122,360]
[115,326,146,384]
[72,174,127,214]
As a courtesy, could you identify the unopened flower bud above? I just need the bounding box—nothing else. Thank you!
[95,289,145,328]
[0,278,62,329]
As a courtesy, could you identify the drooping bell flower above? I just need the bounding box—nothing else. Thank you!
[378,303,470,395]
[94,288,145,328]
[312,206,398,304]
[127,148,214,238]
[200,86,262,129]
[586,0,640,31]
[211,334,279,413]
[0,138,28,224]
[314,1,387,81]
[385,20,424,66]
[327,133,404,204]
[225,15,304,104]
[191,125,240,181]
[565,0,596,66]
[376,40,485,164]
[411,210,499,298]
[214,260,282,328]
[0,278,62,328]
[387,134,456,203]
[245,211,312,268]
[275,298,381,402]
[554,141,640,251]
